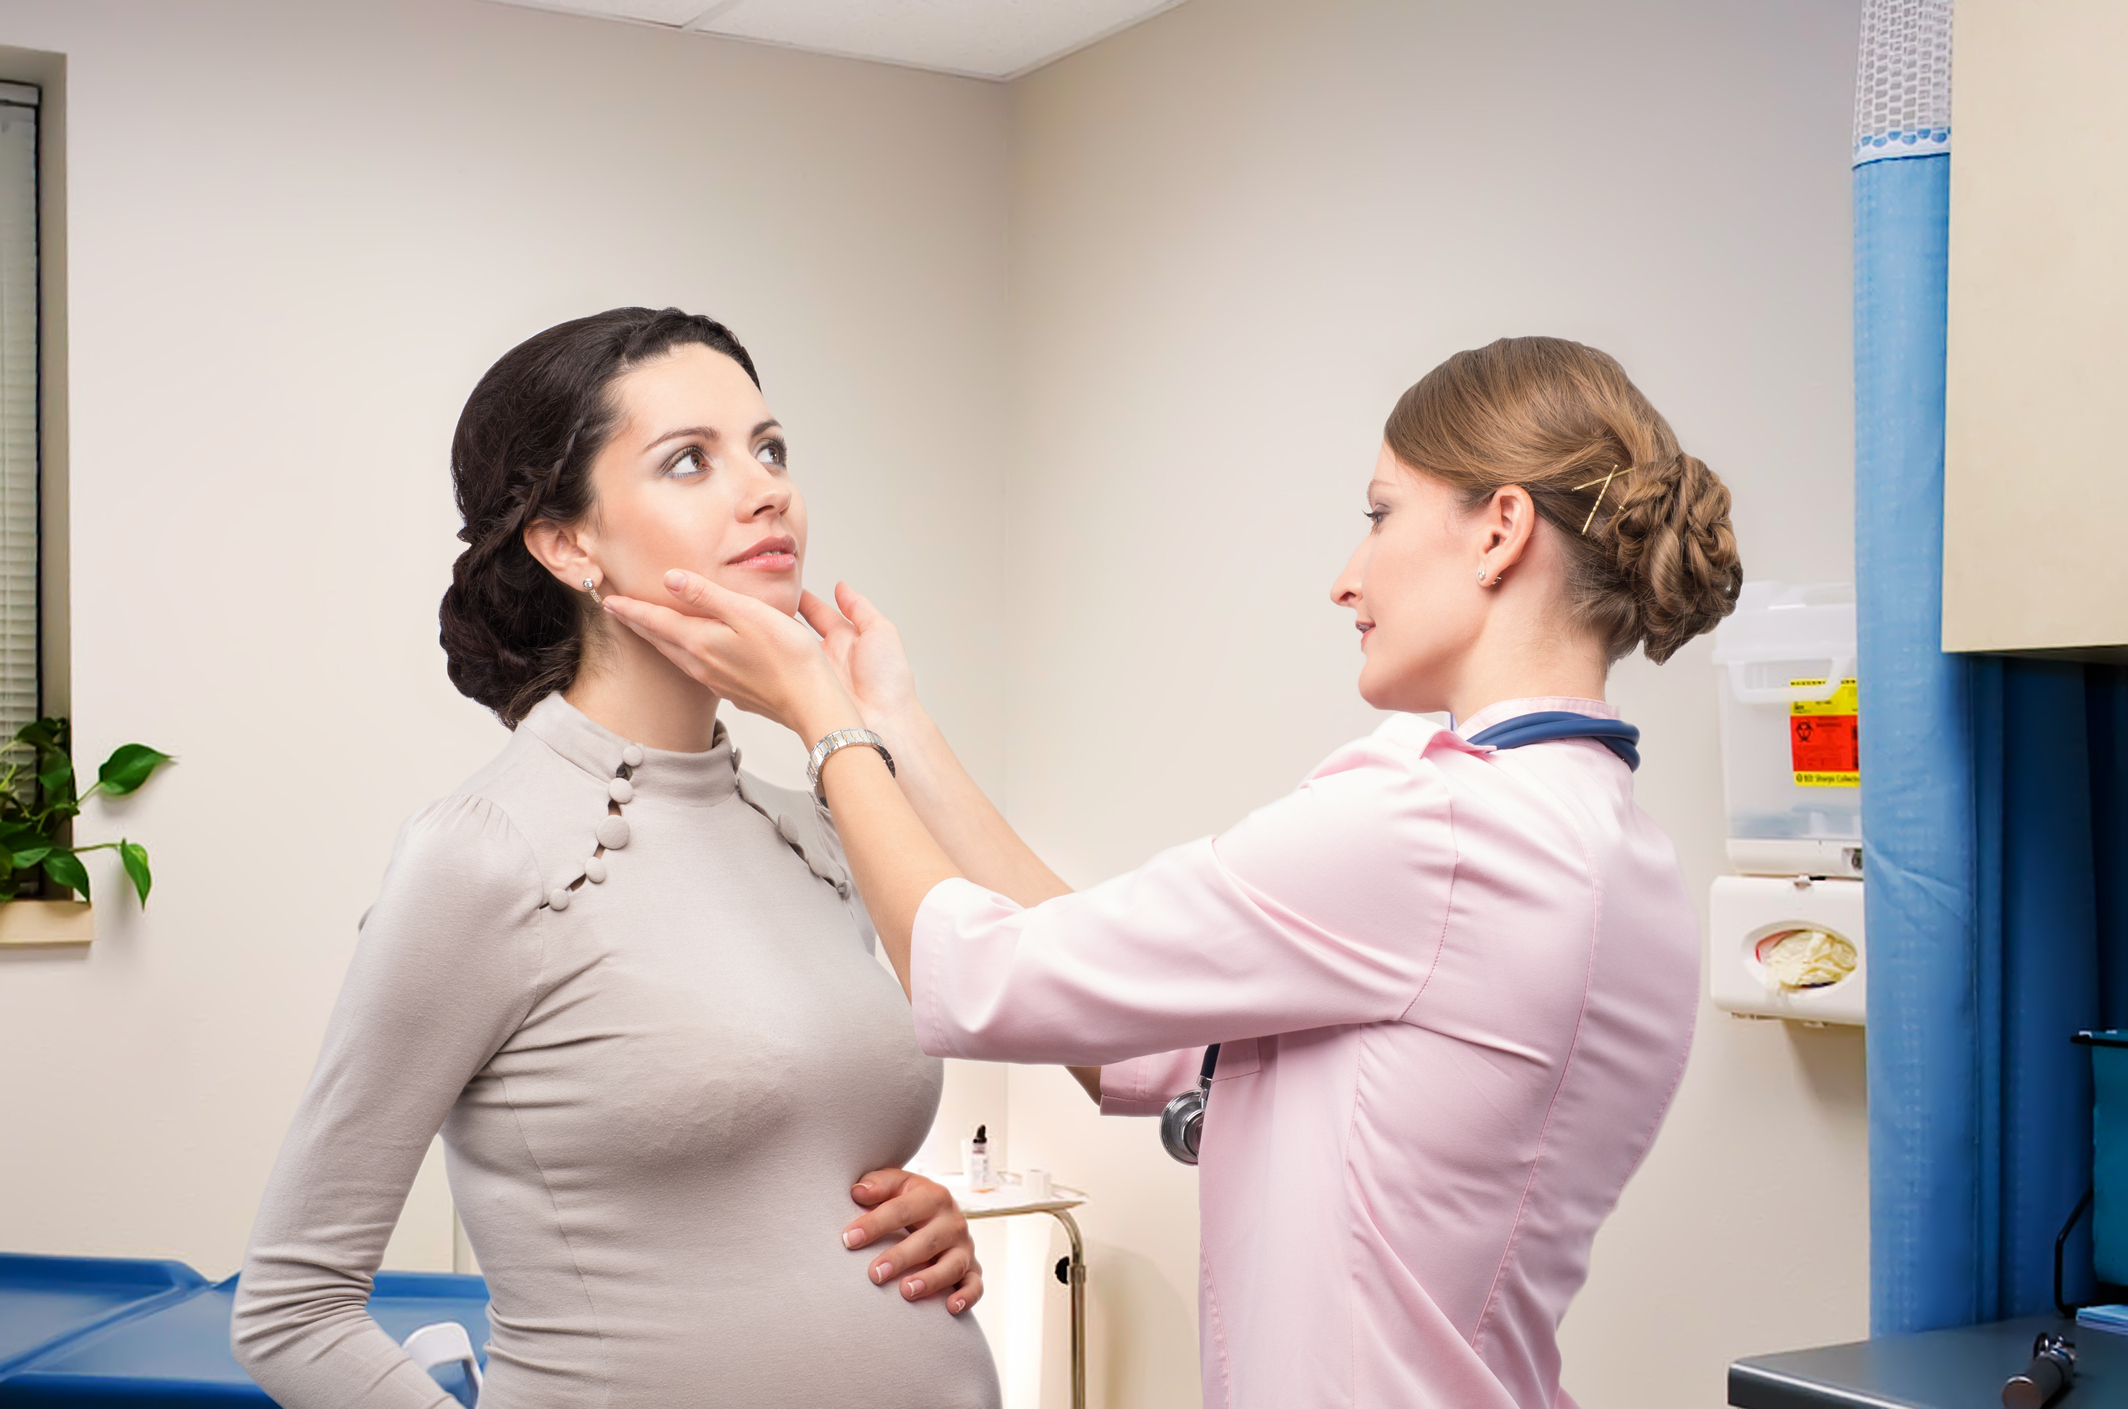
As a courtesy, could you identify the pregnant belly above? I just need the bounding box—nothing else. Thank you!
[475,1194,1002,1409]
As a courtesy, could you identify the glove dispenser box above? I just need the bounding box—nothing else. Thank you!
[1707,874,1865,1026]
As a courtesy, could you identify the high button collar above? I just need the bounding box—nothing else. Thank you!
[520,693,739,807]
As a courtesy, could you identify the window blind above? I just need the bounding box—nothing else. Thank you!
[0,85,36,753]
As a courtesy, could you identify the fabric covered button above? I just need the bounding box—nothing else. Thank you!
[548,886,572,912]
[621,744,645,768]
[585,856,608,884]
[596,815,632,850]
[608,777,634,804]
[776,816,803,847]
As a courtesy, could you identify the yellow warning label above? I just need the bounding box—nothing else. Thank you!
[1789,678,1859,788]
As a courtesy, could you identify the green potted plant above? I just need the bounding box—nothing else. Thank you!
[0,717,173,946]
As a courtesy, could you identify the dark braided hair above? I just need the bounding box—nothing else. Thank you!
[440,307,760,725]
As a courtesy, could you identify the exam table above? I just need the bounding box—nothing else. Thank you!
[0,1253,488,1406]
[1731,1314,2122,1408]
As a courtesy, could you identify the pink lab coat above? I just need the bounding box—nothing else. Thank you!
[909,699,1700,1409]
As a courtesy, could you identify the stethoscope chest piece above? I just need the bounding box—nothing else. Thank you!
[1160,1044,1222,1166]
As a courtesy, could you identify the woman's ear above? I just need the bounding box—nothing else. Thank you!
[523,518,598,589]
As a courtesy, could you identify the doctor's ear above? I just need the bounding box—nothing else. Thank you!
[1478,485,1539,568]
[522,518,599,589]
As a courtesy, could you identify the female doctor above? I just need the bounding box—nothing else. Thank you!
[603,336,1742,1409]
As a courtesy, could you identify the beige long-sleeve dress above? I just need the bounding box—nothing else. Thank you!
[232,693,999,1409]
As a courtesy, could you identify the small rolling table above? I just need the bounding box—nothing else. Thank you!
[943,1175,1089,1409]
[1731,1314,2123,1408]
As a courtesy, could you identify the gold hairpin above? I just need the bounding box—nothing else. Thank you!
[1572,464,1633,534]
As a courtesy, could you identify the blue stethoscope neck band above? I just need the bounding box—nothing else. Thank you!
[1464,711,1641,770]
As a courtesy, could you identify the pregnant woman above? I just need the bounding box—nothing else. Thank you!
[606,335,1740,1409]
[233,308,999,1409]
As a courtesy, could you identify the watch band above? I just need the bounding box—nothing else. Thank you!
[806,728,896,801]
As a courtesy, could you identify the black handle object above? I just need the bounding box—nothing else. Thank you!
[2003,1332,2077,1409]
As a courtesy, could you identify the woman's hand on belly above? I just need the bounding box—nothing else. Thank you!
[843,1168,984,1315]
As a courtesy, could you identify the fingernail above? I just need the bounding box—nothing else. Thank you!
[664,570,687,592]
[904,1279,925,1298]
[843,1229,864,1249]
[950,1298,966,1313]
[871,1262,890,1284]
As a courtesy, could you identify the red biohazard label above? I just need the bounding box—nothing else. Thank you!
[1789,678,1859,788]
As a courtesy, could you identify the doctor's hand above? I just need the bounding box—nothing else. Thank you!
[602,570,861,745]
[800,583,922,738]
[844,1168,985,1315]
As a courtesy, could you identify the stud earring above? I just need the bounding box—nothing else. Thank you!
[582,577,603,605]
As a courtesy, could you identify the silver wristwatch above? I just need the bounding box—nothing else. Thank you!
[806,728,896,801]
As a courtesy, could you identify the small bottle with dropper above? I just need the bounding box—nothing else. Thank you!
[964,1123,996,1193]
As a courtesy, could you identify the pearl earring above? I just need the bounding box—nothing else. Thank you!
[582,577,603,605]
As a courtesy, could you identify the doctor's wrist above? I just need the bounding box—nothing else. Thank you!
[861,698,934,757]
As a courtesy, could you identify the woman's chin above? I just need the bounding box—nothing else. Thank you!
[716,571,803,618]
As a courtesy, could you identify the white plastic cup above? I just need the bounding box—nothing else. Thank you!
[1022,1167,1052,1200]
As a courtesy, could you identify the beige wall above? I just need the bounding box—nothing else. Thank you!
[0,0,1012,1274]
[999,0,1868,1404]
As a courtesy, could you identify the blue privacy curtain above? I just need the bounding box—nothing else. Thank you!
[1856,0,2128,1333]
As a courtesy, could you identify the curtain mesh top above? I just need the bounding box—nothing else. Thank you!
[1853,0,1953,166]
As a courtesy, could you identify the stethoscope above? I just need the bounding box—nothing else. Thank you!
[1158,711,1641,1165]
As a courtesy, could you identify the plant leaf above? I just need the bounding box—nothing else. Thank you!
[119,841,152,906]
[36,748,74,808]
[97,744,174,797]
[13,717,62,751]
[9,844,47,869]
[42,849,90,901]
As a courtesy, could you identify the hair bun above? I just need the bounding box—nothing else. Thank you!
[1606,451,1742,663]
[1383,336,1742,664]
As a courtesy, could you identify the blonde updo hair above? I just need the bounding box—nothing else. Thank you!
[1384,336,1742,664]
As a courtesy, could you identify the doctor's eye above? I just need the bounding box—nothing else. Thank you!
[1364,507,1388,530]
[756,438,788,469]
[667,447,712,479]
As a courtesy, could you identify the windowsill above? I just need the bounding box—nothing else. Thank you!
[0,898,93,946]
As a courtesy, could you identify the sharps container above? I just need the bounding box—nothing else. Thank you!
[1710,582,1862,879]
[2076,1031,2128,1286]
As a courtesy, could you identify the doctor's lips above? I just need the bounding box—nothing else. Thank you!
[1355,618,1375,645]
[729,534,798,572]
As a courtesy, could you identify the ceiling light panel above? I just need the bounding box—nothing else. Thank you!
[486,0,1186,80]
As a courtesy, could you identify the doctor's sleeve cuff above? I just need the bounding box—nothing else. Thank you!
[1099,1046,1209,1117]
[910,875,1007,1060]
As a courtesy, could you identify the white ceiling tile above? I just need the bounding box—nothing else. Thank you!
[700,0,1182,78]
[485,0,1186,80]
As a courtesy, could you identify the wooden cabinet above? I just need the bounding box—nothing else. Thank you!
[1943,0,2128,656]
